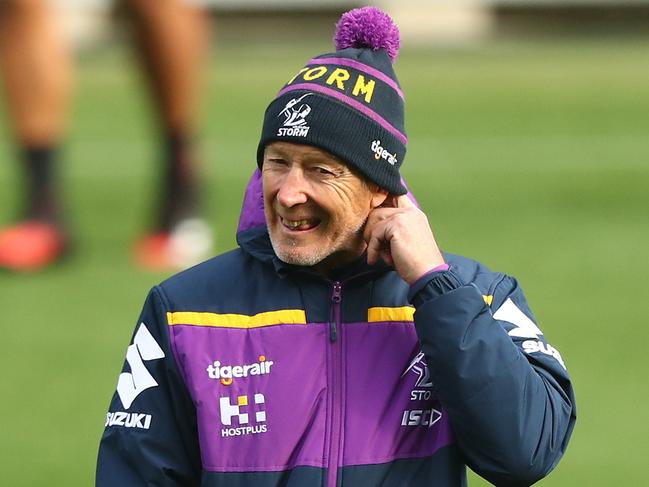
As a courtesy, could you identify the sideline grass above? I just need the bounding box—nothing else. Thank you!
[1,38,648,486]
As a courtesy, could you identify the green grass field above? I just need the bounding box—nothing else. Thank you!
[1,37,648,486]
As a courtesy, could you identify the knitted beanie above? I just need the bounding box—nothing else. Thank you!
[257,7,407,195]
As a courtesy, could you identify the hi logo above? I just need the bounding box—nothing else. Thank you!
[219,393,268,437]
[277,93,312,137]
[206,355,273,386]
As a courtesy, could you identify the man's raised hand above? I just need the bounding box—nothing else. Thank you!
[364,195,445,285]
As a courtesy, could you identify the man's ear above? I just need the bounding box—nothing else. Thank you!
[370,187,390,209]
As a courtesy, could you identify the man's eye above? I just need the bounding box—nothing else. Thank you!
[268,158,288,166]
[314,167,335,176]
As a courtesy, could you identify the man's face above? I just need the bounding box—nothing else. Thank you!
[262,142,387,273]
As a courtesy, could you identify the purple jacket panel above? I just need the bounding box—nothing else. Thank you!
[169,319,454,473]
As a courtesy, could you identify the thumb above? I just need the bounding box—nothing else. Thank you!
[396,194,417,208]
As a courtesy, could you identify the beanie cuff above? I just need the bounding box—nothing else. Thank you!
[258,90,407,195]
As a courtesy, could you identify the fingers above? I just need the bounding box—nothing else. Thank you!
[366,233,382,265]
[396,194,416,208]
[366,194,443,282]
[365,210,387,265]
[366,231,393,266]
[379,195,399,208]
[365,200,415,267]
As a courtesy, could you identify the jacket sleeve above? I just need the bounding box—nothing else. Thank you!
[409,269,576,487]
[96,287,201,486]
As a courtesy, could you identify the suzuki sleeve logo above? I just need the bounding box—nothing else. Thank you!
[116,323,165,409]
[494,298,567,369]
[493,298,543,339]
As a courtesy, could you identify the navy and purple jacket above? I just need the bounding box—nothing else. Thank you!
[96,171,576,487]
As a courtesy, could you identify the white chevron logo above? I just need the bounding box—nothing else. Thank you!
[494,298,543,339]
[116,323,165,409]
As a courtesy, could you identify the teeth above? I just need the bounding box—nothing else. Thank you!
[284,219,309,228]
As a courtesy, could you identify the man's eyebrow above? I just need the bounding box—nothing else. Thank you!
[264,150,288,159]
[303,152,344,166]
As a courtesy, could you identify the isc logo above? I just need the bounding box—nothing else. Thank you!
[401,408,442,428]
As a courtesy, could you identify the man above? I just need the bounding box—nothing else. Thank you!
[0,0,212,271]
[97,7,575,486]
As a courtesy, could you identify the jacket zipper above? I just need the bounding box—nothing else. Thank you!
[326,281,343,487]
[329,281,342,341]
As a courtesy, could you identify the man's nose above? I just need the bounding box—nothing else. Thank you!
[276,168,309,207]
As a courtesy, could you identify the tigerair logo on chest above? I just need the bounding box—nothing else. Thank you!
[206,355,273,386]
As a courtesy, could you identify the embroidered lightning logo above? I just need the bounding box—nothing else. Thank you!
[277,93,313,137]
[401,352,433,388]
[278,93,312,126]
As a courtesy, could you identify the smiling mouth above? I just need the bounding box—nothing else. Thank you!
[281,217,321,231]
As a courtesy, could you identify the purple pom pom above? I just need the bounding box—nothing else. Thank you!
[334,7,400,63]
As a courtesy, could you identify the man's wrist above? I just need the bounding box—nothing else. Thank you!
[408,267,463,306]
[408,263,449,286]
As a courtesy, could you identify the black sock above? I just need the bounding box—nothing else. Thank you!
[157,133,200,231]
[22,146,61,223]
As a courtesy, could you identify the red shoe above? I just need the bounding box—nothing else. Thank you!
[0,221,68,272]
[133,219,213,272]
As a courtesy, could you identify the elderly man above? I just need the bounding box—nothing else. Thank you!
[96,7,575,487]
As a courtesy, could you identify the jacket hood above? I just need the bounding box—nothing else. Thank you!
[235,170,275,265]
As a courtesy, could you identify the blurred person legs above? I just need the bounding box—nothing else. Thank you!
[0,0,73,271]
[126,0,213,271]
[0,0,212,272]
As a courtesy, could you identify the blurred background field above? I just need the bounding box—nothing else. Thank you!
[1,2,649,486]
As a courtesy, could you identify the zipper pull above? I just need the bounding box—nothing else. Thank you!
[330,281,342,342]
[331,281,342,303]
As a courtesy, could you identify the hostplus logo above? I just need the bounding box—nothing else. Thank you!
[219,393,267,437]
[277,93,312,137]
[206,355,273,386]
[400,352,442,428]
